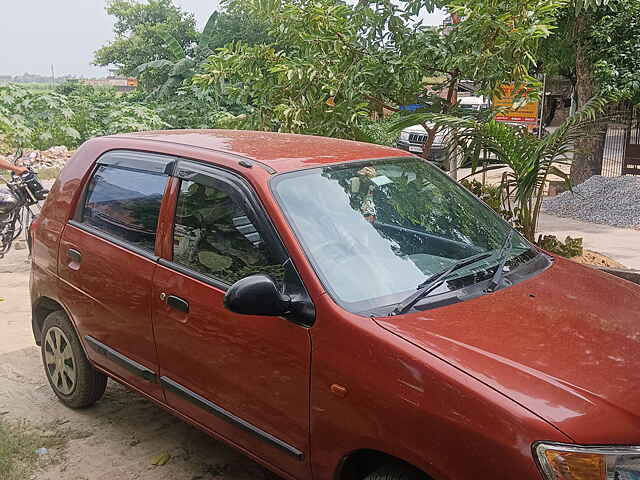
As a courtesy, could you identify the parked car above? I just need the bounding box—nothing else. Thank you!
[458,95,490,112]
[396,123,450,169]
[30,130,640,480]
[396,97,491,170]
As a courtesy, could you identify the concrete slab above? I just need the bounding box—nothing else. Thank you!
[538,213,640,269]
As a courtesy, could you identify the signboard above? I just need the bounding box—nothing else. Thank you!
[493,84,539,124]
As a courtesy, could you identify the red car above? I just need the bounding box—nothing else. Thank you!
[30,130,640,480]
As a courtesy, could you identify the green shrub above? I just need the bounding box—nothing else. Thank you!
[357,115,401,146]
[0,84,80,150]
[536,234,584,258]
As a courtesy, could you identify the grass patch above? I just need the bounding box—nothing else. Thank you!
[0,418,42,479]
[0,417,68,480]
[35,167,61,181]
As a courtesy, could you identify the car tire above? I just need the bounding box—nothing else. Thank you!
[41,310,107,408]
[364,465,428,480]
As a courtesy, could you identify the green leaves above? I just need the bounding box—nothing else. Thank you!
[95,0,198,79]
[0,83,173,152]
[200,11,220,50]
[157,29,186,61]
[0,84,81,150]
[575,0,610,15]
[198,251,233,272]
[191,0,572,140]
[441,0,567,98]
[589,0,640,103]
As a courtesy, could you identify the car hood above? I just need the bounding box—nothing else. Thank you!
[403,124,432,133]
[375,257,640,443]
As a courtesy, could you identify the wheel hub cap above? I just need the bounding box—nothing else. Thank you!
[44,327,76,395]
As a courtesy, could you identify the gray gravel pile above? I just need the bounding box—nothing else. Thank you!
[543,175,640,229]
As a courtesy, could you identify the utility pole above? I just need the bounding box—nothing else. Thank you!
[538,74,547,139]
[51,64,55,88]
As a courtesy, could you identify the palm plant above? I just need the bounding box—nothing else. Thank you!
[390,96,611,241]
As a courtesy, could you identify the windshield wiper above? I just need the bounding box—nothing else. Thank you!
[391,250,495,316]
[485,229,514,293]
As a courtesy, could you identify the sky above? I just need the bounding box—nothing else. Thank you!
[0,0,446,78]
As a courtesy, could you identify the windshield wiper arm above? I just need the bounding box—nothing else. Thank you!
[391,250,495,316]
[485,229,514,293]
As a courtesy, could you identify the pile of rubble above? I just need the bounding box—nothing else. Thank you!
[8,146,73,171]
[543,175,640,229]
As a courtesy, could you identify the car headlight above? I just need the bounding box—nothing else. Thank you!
[535,442,640,480]
[399,131,410,141]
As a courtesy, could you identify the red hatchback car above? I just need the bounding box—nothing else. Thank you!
[30,130,640,480]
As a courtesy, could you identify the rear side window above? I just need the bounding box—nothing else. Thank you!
[172,179,284,285]
[82,165,168,252]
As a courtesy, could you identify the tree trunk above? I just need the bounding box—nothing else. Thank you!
[570,14,600,185]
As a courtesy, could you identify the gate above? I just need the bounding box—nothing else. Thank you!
[622,109,640,175]
[601,105,640,176]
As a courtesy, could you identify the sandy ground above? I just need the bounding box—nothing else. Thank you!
[0,247,279,479]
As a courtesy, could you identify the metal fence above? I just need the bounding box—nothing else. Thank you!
[600,105,640,176]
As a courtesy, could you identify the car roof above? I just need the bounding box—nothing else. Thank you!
[112,129,412,173]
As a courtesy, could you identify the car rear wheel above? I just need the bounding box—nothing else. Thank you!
[41,310,107,408]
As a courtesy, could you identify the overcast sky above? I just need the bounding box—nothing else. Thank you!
[0,1,445,78]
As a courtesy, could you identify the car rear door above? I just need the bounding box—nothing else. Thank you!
[57,150,174,400]
[151,160,312,479]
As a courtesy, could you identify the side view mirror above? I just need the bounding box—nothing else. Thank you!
[224,274,290,316]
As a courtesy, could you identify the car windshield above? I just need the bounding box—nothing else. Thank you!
[272,158,537,315]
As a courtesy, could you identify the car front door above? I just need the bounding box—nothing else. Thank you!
[151,161,312,479]
[58,150,174,400]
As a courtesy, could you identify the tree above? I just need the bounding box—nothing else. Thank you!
[538,0,631,184]
[590,0,640,103]
[204,7,272,50]
[94,0,198,89]
[133,11,220,98]
[194,0,565,148]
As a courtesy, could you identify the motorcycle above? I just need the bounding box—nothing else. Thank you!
[0,165,48,258]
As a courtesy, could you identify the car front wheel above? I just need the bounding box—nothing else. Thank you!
[41,310,107,408]
[364,465,429,480]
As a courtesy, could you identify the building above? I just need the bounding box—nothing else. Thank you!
[82,77,138,93]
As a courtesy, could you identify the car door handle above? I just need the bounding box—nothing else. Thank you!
[166,295,189,313]
[67,248,82,269]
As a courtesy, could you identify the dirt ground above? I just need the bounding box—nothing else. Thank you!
[0,247,279,480]
[572,250,627,269]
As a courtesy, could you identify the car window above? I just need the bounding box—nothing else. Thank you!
[273,159,535,313]
[82,165,168,253]
[172,179,284,286]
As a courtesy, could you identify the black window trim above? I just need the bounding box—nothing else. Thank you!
[96,149,177,175]
[158,257,230,291]
[68,220,160,262]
